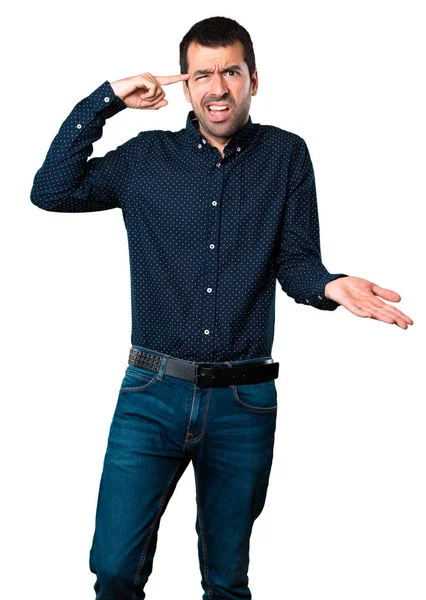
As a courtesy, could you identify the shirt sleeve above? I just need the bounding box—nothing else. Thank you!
[30,80,128,212]
[274,135,349,311]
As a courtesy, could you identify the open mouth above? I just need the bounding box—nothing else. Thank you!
[206,105,231,120]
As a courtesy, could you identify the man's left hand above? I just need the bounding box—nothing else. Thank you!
[324,276,414,329]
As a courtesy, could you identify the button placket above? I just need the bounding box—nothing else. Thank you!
[201,157,225,357]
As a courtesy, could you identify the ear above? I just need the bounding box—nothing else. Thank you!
[251,69,259,97]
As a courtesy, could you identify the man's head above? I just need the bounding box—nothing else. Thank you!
[179,16,258,148]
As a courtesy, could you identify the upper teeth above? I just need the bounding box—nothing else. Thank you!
[209,105,228,111]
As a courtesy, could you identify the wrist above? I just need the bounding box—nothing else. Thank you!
[324,281,334,299]
[324,275,349,299]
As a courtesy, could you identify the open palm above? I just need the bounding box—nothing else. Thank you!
[324,276,414,329]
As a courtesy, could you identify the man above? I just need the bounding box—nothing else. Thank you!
[30,15,413,600]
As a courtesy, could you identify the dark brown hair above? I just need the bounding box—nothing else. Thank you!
[179,16,256,84]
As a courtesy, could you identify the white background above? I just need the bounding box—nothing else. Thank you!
[1,1,425,598]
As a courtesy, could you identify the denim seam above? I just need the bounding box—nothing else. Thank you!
[186,386,211,444]
[125,367,156,381]
[185,382,198,440]
[119,379,157,393]
[132,460,185,599]
[194,465,213,599]
[237,379,275,389]
[232,385,278,412]
[119,370,160,393]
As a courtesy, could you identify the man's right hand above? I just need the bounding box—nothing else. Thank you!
[110,73,190,110]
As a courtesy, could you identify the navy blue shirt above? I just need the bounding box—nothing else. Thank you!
[30,80,348,362]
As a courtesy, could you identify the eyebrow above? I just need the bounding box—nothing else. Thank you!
[192,65,243,77]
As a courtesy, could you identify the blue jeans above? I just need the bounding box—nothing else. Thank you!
[89,345,278,599]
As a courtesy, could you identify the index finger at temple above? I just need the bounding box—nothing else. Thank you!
[155,74,191,86]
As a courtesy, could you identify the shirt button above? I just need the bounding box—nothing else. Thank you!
[204,329,210,335]
[104,97,110,103]
[210,243,215,249]
[76,124,82,129]
[198,144,202,149]
[237,147,241,152]
[306,299,310,303]
[202,138,207,144]
[216,162,221,167]
[318,295,323,300]
[212,201,217,206]
[207,288,212,293]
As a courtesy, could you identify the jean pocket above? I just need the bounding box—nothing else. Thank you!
[119,365,159,392]
[232,379,277,412]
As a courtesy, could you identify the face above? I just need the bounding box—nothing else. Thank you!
[183,40,258,146]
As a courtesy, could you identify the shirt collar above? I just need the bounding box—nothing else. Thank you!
[183,109,256,156]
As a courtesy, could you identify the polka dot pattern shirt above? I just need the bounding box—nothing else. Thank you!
[31,80,348,362]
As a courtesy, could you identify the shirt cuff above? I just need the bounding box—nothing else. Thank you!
[85,80,128,117]
[303,273,349,311]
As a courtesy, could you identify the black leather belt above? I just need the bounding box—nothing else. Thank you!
[128,347,279,388]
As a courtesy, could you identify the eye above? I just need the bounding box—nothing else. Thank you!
[227,70,239,76]
[196,75,207,80]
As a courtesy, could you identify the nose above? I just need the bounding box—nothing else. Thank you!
[209,72,229,96]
